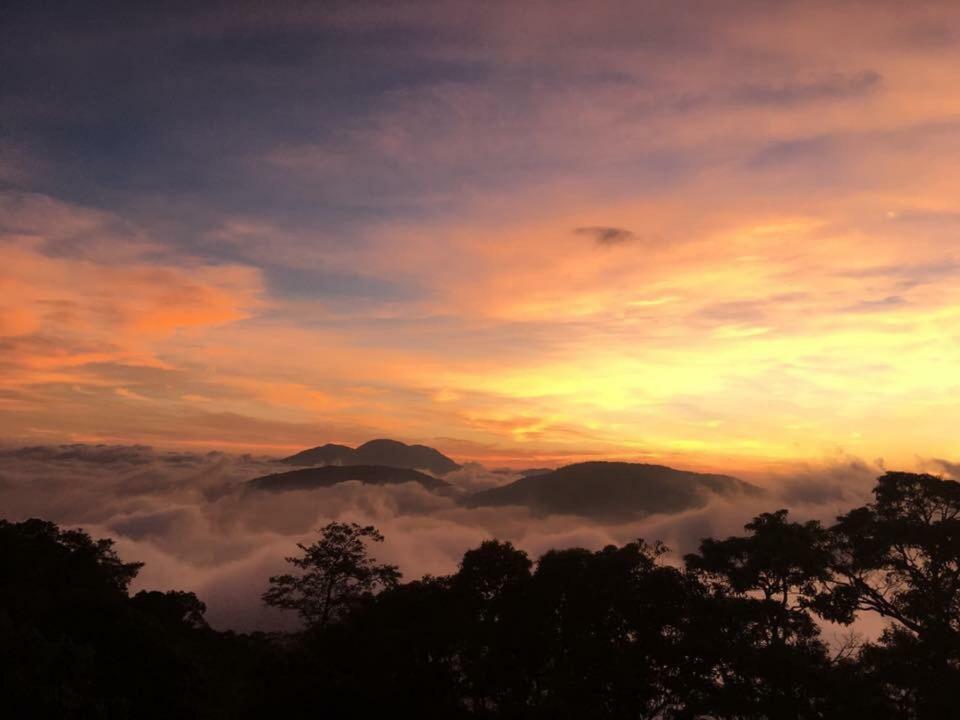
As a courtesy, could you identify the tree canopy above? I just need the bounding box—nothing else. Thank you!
[5,471,960,718]
[262,521,401,628]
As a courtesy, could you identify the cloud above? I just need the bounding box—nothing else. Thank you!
[841,295,907,313]
[0,443,204,466]
[441,462,522,492]
[837,261,960,286]
[0,442,902,631]
[768,457,879,507]
[730,70,882,107]
[4,2,960,470]
[932,458,960,480]
[573,226,638,246]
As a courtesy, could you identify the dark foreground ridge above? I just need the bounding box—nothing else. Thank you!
[247,464,450,492]
[464,461,761,519]
[4,471,960,719]
[280,438,461,475]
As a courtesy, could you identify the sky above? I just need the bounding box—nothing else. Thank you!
[2,0,960,471]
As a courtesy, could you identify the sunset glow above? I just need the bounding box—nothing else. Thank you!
[3,1,959,471]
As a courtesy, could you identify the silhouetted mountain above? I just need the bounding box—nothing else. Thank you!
[518,467,553,477]
[247,465,450,493]
[280,439,461,475]
[464,461,761,520]
[280,443,355,466]
[491,467,553,477]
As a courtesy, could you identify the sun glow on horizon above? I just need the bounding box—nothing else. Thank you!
[2,2,959,474]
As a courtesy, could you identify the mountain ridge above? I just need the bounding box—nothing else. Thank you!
[464,461,762,520]
[279,438,461,475]
[247,464,451,493]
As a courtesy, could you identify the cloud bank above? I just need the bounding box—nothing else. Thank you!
[0,443,900,631]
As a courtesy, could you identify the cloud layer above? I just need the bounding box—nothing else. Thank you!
[0,442,908,630]
[2,2,960,470]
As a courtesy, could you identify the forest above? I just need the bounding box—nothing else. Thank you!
[3,470,959,719]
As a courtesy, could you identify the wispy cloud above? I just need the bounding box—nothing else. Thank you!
[574,226,639,246]
[2,1,960,467]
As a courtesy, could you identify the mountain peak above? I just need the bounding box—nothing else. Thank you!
[280,439,461,475]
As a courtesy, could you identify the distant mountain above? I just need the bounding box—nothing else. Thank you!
[463,461,761,520]
[246,465,450,493]
[279,439,461,475]
[280,443,355,466]
[518,467,553,477]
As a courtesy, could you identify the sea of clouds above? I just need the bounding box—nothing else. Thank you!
[1,443,956,632]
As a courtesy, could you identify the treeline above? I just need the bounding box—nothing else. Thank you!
[3,471,960,719]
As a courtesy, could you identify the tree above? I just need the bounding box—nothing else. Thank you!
[0,517,143,598]
[0,518,223,719]
[455,539,532,605]
[452,540,534,714]
[683,510,835,719]
[818,472,960,637]
[528,541,695,719]
[263,522,400,629]
[686,509,832,646]
[816,472,960,718]
[131,590,209,629]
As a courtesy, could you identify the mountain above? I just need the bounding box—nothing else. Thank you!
[518,467,553,477]
[279,439,461,475]
[279,443,354,466]
[246,465,450,493]
[463,461,761,520]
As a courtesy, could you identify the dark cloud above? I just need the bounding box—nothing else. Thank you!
[774,458,878,507]
[932,459,960,480]
[892,19,959,50]
[574,226,638,246]
[838,261,960,281]
[841,295,907,313]
[747,135,838,170]
[694,293,810,326]
[674,71,882,114]
[697,300,769,323]
[262,265,424,303]
[0,443,207,466]
[731,71,881,107]
[836,260,960,292]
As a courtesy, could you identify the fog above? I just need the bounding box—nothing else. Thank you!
[3,443,950,631]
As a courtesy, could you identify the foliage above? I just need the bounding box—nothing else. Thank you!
[262,521,401,628]
[6,471,960,718]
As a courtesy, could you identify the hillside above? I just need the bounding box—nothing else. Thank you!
[280,439,461,475]
[247,464,450,493]
[463,461,761,520]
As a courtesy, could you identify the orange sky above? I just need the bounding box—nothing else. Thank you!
[2,1,959,470]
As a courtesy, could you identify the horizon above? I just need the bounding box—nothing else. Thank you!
[3,435,946,481]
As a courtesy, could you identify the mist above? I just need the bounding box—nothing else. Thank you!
[0,442,909,631]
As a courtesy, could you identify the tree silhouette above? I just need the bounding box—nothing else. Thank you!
[452,540,534,714]
[683,510,836,718]
[526,541,695,718]
[816,471,960,718]
[819,472,960,635]
[686,509,832,645]
[262,521,401,628]
[9,470,960,718]
[131,589,209,629]
[0,518,223,718]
